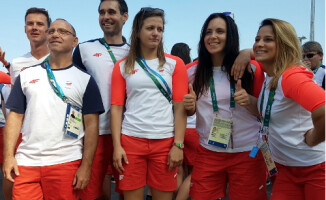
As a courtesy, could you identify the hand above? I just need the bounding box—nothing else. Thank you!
[167,145,183,171]
[73,163,91,190]
[183,84,196,112]
[113,146,128,174]
[234,79,250,106]
[0,46,8,66]
[231,49,252,80]
[305,129,323,146]
[2,156,19,182]
[302,60,311,69]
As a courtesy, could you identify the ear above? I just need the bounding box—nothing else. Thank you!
[122,12,129,24]
[72,36,79,48]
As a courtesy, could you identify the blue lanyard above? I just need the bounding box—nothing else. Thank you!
[45,61,67,102]
[139,56,172,96]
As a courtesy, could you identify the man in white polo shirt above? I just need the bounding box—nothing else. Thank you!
[73,0,129,199]
[3,19,104,200]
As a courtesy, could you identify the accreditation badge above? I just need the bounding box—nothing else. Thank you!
[260,141,278,176]
[207,117,232,149]
[63,104,82,139]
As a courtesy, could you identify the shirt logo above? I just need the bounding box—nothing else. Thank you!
[159,69,164,73]
[93,53,102,57]
[66,81,72,85]
[132,69,139,74]
[21,67,29,71]
[119,175,124,180]
[29,79,40,84]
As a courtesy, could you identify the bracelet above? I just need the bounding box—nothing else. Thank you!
[172,142,184,149]
[4,63,10,69]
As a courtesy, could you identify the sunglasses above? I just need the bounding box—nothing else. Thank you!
[302,53,318,59]
[140,7,164,14]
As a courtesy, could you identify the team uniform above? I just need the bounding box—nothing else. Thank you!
[111,54,188,191]
[6,63,104,200]
[189,61,267,200]
[258,66,325,200]
[73,39,129,198]
[0,72,10,84]
[10,52,49,85]
[312,64,325,89]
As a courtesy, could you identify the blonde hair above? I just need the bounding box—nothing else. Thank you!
[259,18,302,89]
[124,8,166,74]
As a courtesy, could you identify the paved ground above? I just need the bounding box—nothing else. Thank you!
[0,173,272,200]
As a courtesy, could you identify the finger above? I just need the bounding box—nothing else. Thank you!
[5,170,14,182]
[14,165,20,176]
[247,63,252,74]
[118,159,125,173]
[236,79,242,91]
[168,161,174,171]
[123,154,129,165]
[72,175,77,188]
[188,84,194,94]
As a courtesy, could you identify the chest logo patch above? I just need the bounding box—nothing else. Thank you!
[29,79,40,84]
[93,53,102,57]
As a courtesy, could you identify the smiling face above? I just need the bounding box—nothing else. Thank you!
[253,25,277,68]
[204,17,227,58]
[47,20,78,54]
[98,0,128,37]
[25,13,49,45]
[139,16,164,52]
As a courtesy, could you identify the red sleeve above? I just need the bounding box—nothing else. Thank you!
[251,60,265,98]
[111,60,126,105]
[0,71,10,84]
[167,54,188,101]
[282,66,325,112]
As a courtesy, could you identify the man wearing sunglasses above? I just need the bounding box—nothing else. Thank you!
[73,0,129,199]
[3,19,104,200]
[302,41,325,89]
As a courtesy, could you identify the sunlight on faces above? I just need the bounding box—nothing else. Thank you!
[253,25,277,66]
[25,13,49,45]
[139,16,164,51]
[47,20,78,54]
[204,17,227,57]
[98,0,128,36]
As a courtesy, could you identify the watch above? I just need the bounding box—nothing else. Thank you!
[173,142,184,149]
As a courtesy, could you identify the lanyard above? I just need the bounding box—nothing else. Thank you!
[99,38,117,64]
[136,57,172,103]
[209,77,236,113]
[45,61,68,102]
[313,65,321,74]
[259,81,276,127]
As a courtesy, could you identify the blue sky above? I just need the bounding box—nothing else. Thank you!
[0,0,324,70]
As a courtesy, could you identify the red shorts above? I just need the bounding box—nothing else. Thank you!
[0,129,22,164]
[119,134,178,192]
[270,162,325,200]
[79,135,113,200]
[183,128,199,166]
[190,145,267,200]
[13,160,81,200]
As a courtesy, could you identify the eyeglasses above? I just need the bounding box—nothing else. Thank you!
[302,53,317,59]
[140,7,164,14]
[48,28,75,36]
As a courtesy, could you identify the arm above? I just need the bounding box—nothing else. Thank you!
[73,113,99,190]
[3,111,24,182]
[231,48,254,80]
[168,101,187,171]
[305,105,325,146]
[111,104,128,173]
[0,47,10,71]
[1,100,7,119]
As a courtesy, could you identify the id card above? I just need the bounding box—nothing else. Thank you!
[207,117,232,149]
[260,141,278,176]
[63,104,82,138]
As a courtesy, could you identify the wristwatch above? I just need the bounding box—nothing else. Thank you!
[173,142,184,149]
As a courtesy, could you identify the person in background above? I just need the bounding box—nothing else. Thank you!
[3,19,104,200]
[73,0,129,199]
[110,7,188,200]
[302,41,325,89]
[248,18,325,200]
[184,13,267,200]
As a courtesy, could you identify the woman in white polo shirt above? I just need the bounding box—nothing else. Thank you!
[184,13,267,200]
[110,7,188,200]
[252,18,325,200]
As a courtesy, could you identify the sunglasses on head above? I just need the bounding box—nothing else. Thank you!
[302,53,318,59]
[140,7,164,14]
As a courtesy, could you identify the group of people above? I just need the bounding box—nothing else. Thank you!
[0,0,324,200]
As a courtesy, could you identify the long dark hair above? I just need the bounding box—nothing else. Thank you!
[193,13,253,98]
